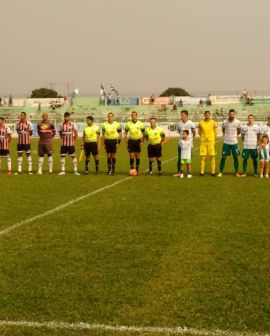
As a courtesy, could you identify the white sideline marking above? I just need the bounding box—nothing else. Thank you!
[0,320,268,336]
[0,155,177,238]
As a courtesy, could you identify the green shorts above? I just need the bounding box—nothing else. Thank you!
[181,159,191,164]
[222,143,240,157]
[242,148,258,159]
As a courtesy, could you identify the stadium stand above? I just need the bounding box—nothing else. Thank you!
[1,94,270,123]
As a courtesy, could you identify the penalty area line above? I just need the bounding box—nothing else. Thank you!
[0,320,268,336]
[0,155,177,238]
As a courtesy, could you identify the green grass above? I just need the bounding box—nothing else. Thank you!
[0,139,269,336]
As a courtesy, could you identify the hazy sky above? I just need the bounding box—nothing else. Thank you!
[1,0,270,96]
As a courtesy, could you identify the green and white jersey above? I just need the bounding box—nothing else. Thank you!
[125,120,145,140]
[260,124,270,139]
[177,120,195,145]
[180,139,192,159]
[259,144,270,161]
[145,127,165,145]
[222,119,241,145]
[241,124,260,149]
[102,121,121,140]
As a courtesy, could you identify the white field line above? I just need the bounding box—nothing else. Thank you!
[0,155,177,238]
[0,320,268,336]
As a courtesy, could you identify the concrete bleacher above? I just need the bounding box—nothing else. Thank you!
[1,97,270,123]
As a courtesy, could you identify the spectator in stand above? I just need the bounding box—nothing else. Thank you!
[149,94,155,105]
[8,95,13,106]
[242,89,249,104]
[107,93,112,106]
[206,94,212,106]
[179,98,183,107]
[69,96,74,106]
[4,96,8,105]
[0,97,2,106]
[160,104,167,112]
[198,99,203,107]
[171,104,177,111]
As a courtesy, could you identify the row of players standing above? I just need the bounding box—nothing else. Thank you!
[0,110,269,177]
[173,109,270,178]
[0,111,166,175]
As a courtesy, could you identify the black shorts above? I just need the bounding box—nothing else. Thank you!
[0,149,10,157]
[104,139,117,153]
[61,146,76,156]
[17,144,31,153]
[148,144,162,158]
[128,139,141,153]
[84,142,98,156]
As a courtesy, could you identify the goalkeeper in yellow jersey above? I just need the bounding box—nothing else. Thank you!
[198,111,218,176]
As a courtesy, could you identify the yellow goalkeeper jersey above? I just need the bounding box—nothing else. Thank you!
[198,119,218,142]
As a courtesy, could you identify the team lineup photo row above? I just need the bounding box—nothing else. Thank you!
[0,110,269,178]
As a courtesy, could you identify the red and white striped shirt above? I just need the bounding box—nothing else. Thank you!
[16,120,33,144]
[0,125,11,150]
[59,121,77,146]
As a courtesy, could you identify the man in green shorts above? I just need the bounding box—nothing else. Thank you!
[240,114,260,177]
[218,109,241,177]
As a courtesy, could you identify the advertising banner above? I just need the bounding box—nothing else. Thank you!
[118,97,139,106]
[210,95,241,104]
[174,96,207,106]
[141,97,171,105]
[252,98,270,104]
[26,98,64,107]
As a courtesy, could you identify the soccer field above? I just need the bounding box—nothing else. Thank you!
[0,139,269,336]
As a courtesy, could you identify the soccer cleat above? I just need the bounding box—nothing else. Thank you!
[241,174,247,177]
[265,175,269,178]
[187,174,192,178]
[84,170,89,175]
[7,170,12,175]
[259,175,263,178]
[158,171,162,176]
[199,173,204,176]
[107,170,112,175]
[147,171,153,176]
[28,171,33,175]
[180,173,184,178]
[58,171,65,175]
[217,173,222,177]
[74,171,80,176]
[14,172,22,175]
[111,170,115,176]
[254,174,258,177]
[173,173,181,177]
[37,171,43,175]
[235,173,241,177]
[211,173,216,177]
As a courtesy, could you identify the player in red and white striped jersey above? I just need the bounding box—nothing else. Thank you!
[58,112,80,175]
[14,112,33,174]
[0,117,12,175]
